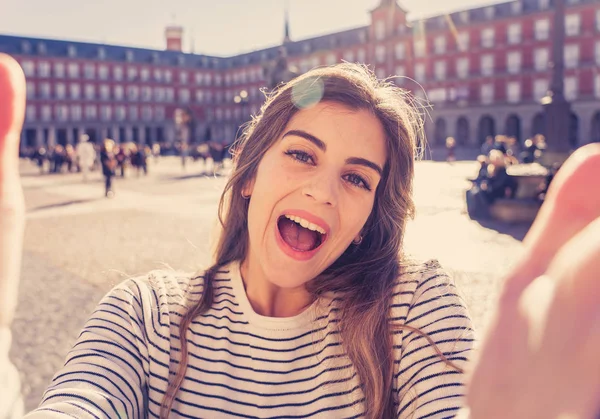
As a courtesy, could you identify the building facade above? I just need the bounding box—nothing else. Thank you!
[1,0,599,152]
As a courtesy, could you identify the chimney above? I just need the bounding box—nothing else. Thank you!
[165,25,184,52]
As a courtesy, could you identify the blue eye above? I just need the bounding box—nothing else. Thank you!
[285,149,314,165]
[345,173,371,191]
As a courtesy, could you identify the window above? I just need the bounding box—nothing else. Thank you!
[375,45,386,63]
[565,14,581,37]
[129,106,138,120]
[113,66,123,81]
[38,61,50,77]
[534,48,549,71]
[165,70,172,83]
[100,105,112,121]
[414,63,426,82]
[434,61,446,80]
[564,44,579,68]
[311,56,320,68]
[142,106,152,121]
[84,64,95,79]
[68,63,79,78]
[114,85,124,101]
[100,84,110,100]
[414,38,426,57]
[98,65,108,80]
[85,105,97,120]
[485,6,495,19]
[54,63,65,78]
[564,76,578,100]
[597,9,600,32]
[26,82,35,99]
[25,105,36,122]
[180,71,188,84]
[394,65,406,84]
[55,105,68,122]
[481,28,495,48]
[460,11,469,23]
[375,21,385,40]
[21,60,34,77]
[165,87,174,102]
[70,105,82,121]
[179,88,190,103]
[456,57,469,79]
[507,51,522,74]
[481,83,494,104]
[434,36,446,54]
[508,23,522,45]
[512,1,522,14]
[84,84,95,100]
[67,45,77,58]
[357,49,366,63]
[596,41,600,65]
[457,32,469,51]
[344,50,355,62]
[595,74,600,98]
[140,68,150,82]
[40,82,50,99]
[141,86,152,101]
[155,106,165,121]
[196,90,204,103]
[127,67,137,81]
[154,69,163,82]
[55,83,66,99]
[115,106,126,121]
[507,81,521,103]
[481,54,494,76]
[326,53,336,65]
[195,72,203,85]
[428,88,447,103]
[69,83,80,99]
[127,86,139,101]
[41,105,52,122]
[154,87,164,102]
[535,19,550,40]
[394,43,405,60]
[539,0,550,9]
[534,79,548,101]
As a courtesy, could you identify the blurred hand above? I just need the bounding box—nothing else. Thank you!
[0,53,26,419]
[467,143,600,419]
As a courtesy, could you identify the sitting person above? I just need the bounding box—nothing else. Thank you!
[468,155,489,186]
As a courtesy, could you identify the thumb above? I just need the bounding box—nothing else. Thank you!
[0,53,26,328]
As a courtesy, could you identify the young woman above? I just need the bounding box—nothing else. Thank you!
[1,55,599,419]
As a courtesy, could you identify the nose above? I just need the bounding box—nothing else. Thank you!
[302,173,338,207]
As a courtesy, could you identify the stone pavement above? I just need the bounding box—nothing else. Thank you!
[11,156,529,412]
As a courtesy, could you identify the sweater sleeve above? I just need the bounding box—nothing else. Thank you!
[394,261,475,419]
[24,277,161,419]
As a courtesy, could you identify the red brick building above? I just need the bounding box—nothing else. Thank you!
[1,0,599,151]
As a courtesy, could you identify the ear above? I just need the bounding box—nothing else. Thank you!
[241,178,255,199]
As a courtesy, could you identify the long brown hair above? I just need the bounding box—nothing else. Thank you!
[160,63,436,419]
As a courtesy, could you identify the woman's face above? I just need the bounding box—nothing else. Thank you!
[243,101,387,289]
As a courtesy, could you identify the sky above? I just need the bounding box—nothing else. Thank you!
[1,0,504,56]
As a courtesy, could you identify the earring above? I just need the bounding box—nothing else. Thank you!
[353,235,363,245]
[241,191,251,199]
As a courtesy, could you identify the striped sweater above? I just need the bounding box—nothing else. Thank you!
[26,260,474,418]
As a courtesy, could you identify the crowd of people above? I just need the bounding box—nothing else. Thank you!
[465,134,551,219]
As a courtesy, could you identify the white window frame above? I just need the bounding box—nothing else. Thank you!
[38,61,50,78]
[21,60,35,77]
[457,32,469,51]
[395,42,405,60]
[40,82,50,99]
[507,23,522,45]
[70,105,82,122]
[564,76,578,101]
[98,65,108,80]
[414,38,426,58]
[534,48,549,71]
[375,21,386,40]
[507,81,521,103]
[564,44,580,69]
[507,51,522,74]
[114,86,124,101]
[100,84,110,100]
[434,60,446,81]
[534,79,548,101]
[375,45,386,63]
[456,57,469,79]
[113,66,123,81]
[481,28,495,48]
[54,62,65,78]
[596,41,600,65]
[414,63,426,82]
[535,19,550,40]
[69,83,80,99]
[481,83,494,104]
[481,54,494,76]
[68,63,79,78]
[434,36,446,54]
[595,74,600,98]
[84,64,95,80]
[343,50,355,62]
[84,84,95,100]
[55,83,66,99]
[565,14,581,37]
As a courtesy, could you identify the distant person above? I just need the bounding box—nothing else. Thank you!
[445,136,456,162]
[75,135,96,182]
[492,135,507,154]
[520,138,537,163]
[100,139,117,198]
[481,135,494,156]
[64,144,76,173]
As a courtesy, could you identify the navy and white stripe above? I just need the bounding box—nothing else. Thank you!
[26,260,474,418]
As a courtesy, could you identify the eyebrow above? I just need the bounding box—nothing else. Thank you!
[282,129,383,176]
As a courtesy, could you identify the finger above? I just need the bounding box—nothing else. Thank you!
[502,143,600,300]
[0,53,26,328]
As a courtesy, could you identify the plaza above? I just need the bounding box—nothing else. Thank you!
[11,156,528,411]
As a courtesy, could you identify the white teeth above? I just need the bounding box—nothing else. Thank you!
[283,214,326,235]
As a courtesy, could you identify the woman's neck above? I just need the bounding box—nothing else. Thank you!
[239,258,314,318]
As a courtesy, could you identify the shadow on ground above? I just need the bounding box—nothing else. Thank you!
[28,198,100,212]
[473,217,532,241]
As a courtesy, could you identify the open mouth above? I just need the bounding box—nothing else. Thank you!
[277,214,327,253]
